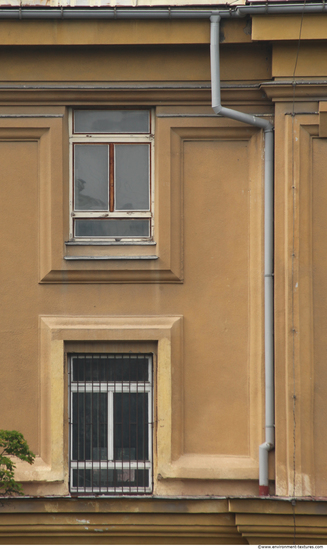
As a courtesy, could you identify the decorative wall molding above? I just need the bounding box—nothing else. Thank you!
[16,315,183,494]
[2,497,327,544]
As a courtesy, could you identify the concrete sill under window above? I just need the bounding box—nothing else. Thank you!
[65,240,157,246]
[64,255,159,260]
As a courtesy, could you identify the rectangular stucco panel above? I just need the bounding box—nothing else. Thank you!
[183,139,250,456]
[312,137,327,496]
[0,140,39,453]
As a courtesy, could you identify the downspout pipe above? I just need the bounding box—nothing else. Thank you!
[210,15,274,497]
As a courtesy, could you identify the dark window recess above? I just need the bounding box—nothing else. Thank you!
[69,353,152,495]
[114,393,149,461]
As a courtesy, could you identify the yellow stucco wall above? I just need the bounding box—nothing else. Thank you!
[1,13,327,543]
[0,18,271,501]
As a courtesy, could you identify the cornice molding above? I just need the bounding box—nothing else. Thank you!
[0,82,270,106]
[231,499,327,544]
[2,498,327,544]
[261,80,327,101]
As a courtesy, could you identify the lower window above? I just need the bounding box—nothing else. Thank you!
[68,353,153,495]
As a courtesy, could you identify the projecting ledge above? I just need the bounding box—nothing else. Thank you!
[63,256,159,260]
[158,455,258,481]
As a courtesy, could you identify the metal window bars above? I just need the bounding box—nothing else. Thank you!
[68,353,153,495]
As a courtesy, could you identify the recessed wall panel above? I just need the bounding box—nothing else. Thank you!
[183,139,250,456]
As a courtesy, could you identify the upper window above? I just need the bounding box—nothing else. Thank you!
[69,109,154,242]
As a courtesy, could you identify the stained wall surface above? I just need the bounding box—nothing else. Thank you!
[0,18,268,498]
[2,11,327,543]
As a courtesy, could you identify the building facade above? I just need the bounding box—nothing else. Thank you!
[1,0,327,543]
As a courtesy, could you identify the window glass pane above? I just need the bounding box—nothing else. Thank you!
[114,469,149,488]
[72,392,107,461]
[115,144,150,211]
[74,144,109,211]
[75,219,150,238]
[73,468,113,490]
[114,393,149,461]
[74,110,149,134]
[72,355,149,383]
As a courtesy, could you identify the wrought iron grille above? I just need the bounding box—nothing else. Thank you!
[68,353,153,495]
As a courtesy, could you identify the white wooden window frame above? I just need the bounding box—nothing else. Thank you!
[68,353,153,495]
[68,109,155,243]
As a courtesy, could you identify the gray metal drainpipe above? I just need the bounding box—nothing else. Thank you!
[210,15,275,497]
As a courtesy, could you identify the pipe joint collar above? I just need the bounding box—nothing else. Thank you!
[210,14,221,22]
[212,105,223,115]
[260,441,274,452]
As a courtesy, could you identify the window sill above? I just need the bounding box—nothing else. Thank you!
[65,240,157,246]
[64,255,159,261]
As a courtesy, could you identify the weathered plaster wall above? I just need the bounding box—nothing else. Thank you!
[0,18,271,498]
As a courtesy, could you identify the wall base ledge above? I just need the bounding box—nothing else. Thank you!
[2,497,327,544]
